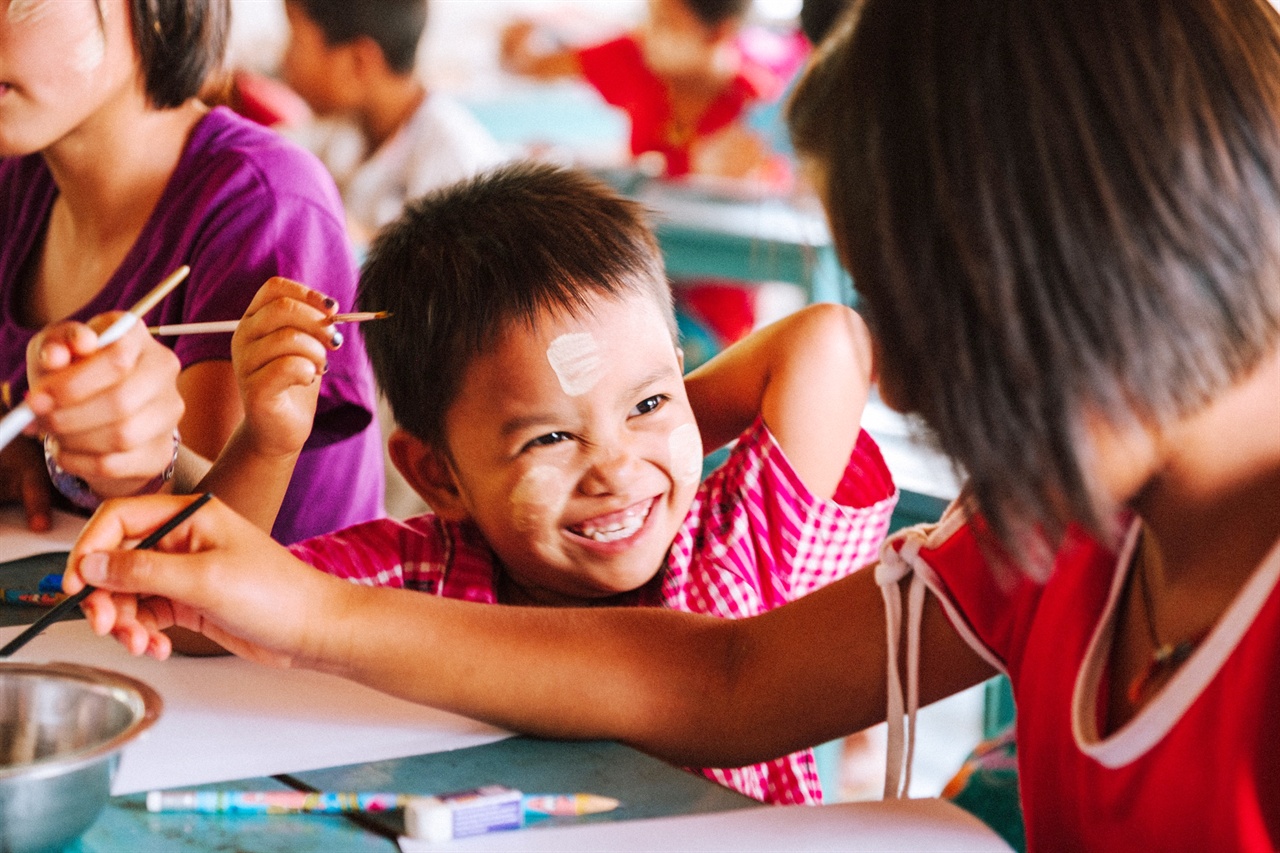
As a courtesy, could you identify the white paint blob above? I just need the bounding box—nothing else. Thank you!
[71,26,106,73]
[7,0,52,24]
[667,423,703,486]
[509,465,567,536]
[546,333,604,397]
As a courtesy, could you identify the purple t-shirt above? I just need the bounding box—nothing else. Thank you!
[0,107,384,544]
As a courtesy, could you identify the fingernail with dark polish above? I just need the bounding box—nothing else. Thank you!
[330,330,344,349]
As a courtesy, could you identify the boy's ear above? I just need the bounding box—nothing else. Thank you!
[387,429,470,521]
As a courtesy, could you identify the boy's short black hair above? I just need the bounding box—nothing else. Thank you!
[128,0,230,108]
[288,0,426,75]
[358,162,674,451]
[685,0,752,28]
[788,0,1280,561]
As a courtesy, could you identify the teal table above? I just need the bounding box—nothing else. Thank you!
[655,199,851,306]
[1,551,76,628]
[593,169,854,307]
[77,739,758,851]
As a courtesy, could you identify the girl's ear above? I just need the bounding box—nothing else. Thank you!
[386,429,470,520]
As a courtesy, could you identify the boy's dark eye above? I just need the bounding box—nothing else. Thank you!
[631,395,667,417]
[523,431,572,451]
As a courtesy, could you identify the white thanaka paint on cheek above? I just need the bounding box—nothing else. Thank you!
[667,423,703,486]
[546,332,604,397]
[509,464,569,542]
[7,0,53,24]
[71,25,107,73]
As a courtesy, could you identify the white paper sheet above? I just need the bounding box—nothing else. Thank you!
[0,506,83,561]
[397,797,1011,853]
[0,621,511,794]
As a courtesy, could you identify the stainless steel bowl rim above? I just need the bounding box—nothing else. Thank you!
[0,661,163,781]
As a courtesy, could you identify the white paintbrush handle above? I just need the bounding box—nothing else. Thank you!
[150,320,239,336]
[0,403,36,453]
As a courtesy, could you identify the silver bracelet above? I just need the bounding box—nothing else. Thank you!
[44,430,180,511]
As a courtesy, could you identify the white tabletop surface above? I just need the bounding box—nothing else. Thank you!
[400,796,1011,853]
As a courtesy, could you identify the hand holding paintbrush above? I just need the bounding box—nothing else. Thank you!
[63,492,321,667]
[0,268,193,530]
[0,492,215,658]
[0,266,191,454]
[169,276,373,540]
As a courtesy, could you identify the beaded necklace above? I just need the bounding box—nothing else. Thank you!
[1126,530,1210,705]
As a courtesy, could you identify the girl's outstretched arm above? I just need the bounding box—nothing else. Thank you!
[67,494,992,769]
[683,303,875,499]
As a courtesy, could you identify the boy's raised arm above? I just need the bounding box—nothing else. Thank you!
[683,303,875,499]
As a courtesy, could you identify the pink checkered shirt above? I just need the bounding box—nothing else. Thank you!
[289,416,898,804]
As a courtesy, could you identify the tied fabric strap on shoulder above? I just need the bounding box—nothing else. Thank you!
[875,534,928,799]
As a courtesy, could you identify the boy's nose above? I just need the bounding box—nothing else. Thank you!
[579,443,640,496]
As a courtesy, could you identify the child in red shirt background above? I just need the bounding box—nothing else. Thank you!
[500,0,805,182]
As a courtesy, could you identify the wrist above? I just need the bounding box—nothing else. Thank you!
[45,431,180,511]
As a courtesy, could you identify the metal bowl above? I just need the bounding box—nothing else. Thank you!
[0,662,162,853]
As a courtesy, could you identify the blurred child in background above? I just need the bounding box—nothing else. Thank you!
[276,0,510,516]
[501,0,804,182]
[280,0,508,249]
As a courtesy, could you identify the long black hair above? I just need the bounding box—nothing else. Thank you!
[789,0,1280,565]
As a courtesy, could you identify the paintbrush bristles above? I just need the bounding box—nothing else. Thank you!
[331,311,391,323]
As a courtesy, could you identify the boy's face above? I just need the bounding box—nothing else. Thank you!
[438,290,701,605]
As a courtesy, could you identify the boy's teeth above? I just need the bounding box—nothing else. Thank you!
[574,505,648,542]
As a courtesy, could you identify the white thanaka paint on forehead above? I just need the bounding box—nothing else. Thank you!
[546,332,605,397]
[667,423,703,487]
[7,0,54,24]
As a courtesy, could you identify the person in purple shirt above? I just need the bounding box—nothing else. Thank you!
[0,0,383,544]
